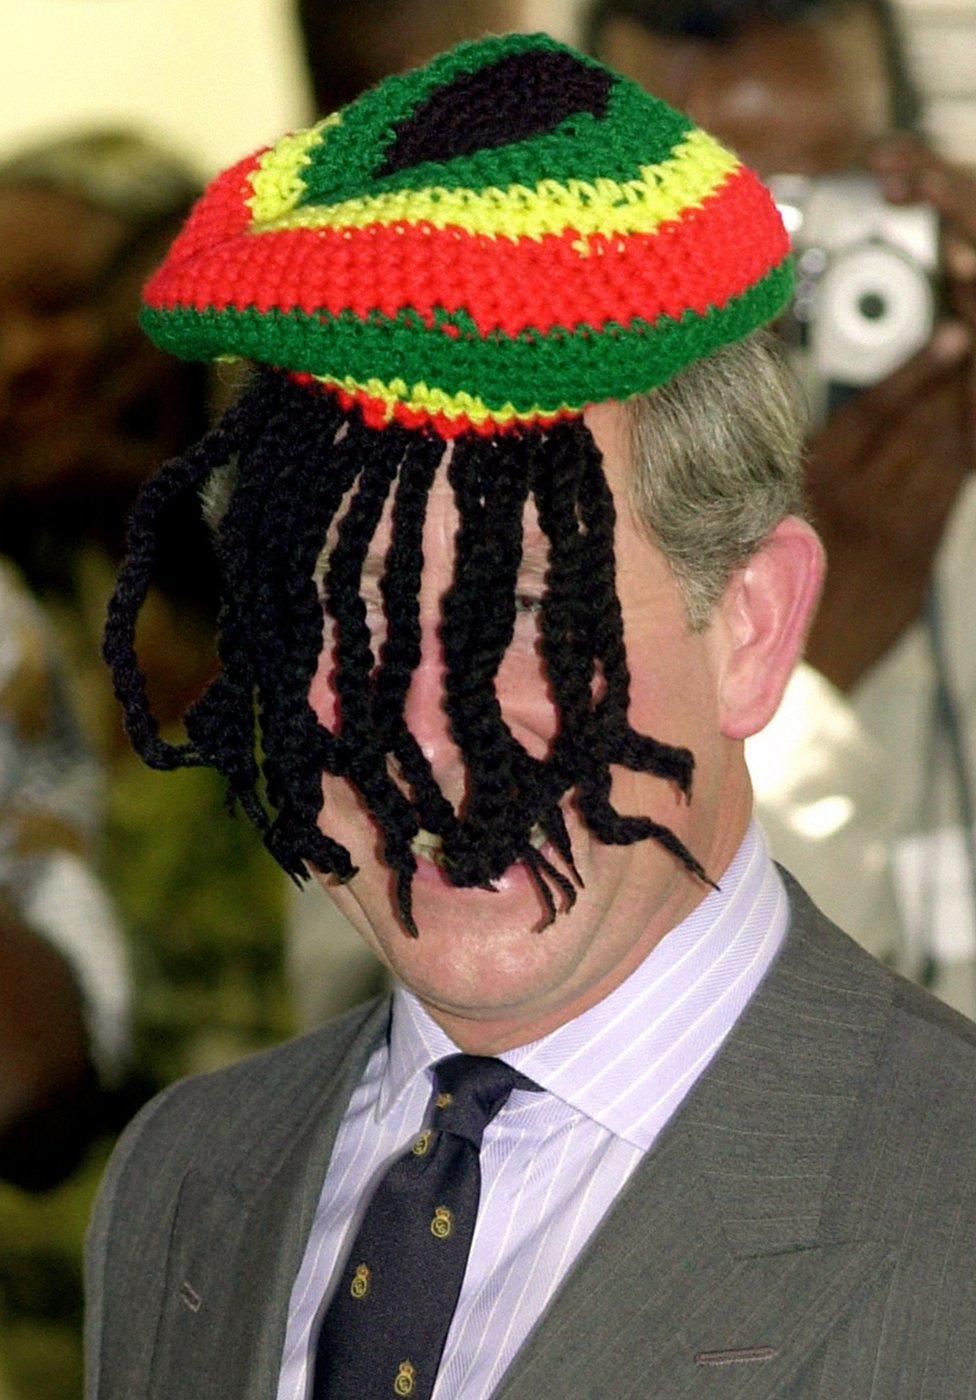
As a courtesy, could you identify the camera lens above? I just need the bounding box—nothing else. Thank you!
[858,291,887,321]
[815,244,934,385]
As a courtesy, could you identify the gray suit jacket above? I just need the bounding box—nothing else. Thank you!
[85,873,976,1398]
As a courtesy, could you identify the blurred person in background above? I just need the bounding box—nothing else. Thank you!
[0,126,290,1080]
[296,0,526,113]
[0,129,289,1400]
[0,130,213,738]
[589,0,976,1015]
[0,559,129,1193]
[0,562,128,1391]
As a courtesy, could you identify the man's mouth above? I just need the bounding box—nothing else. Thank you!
[410,823,549,868]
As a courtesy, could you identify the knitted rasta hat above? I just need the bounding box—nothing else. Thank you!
[107,35,792,936]
[141,31,791,438]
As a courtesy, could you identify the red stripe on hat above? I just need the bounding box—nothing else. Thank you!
[148,150,266,272]
[144,165,787,337]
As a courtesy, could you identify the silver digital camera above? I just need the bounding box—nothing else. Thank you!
[767,172,941,426]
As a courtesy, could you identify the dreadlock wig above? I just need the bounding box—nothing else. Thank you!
[104,33,793,936]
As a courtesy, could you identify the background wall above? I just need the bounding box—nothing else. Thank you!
[3,1,967,180]
[902,0,976,158]
[0,0,311,177]
[0,0,585,177]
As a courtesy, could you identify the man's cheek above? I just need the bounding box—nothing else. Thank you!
[308,609,387,732]
[495,643,559,760]
[308,640,340,730]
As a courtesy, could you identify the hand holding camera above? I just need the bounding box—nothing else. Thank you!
[793,139,975,691]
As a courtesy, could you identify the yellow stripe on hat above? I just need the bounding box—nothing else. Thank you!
[247,113,342,226]
[248,127,740,244]
[312,371,573,426]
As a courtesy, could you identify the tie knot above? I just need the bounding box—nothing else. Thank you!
[431,1054,539,1148]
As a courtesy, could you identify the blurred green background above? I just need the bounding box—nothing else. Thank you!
[0,758,289,1400]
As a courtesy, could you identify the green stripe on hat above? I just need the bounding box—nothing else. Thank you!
[142,260,793,414]
[301,41,693,207]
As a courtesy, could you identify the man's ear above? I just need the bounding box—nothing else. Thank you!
[715,516,825,741]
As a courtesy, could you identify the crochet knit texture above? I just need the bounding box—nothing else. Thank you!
[141,32,792,438]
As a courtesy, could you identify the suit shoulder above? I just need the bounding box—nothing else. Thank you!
[849,962,976,1201]
[109,996,387,1180]
[890,968,976,1049]
[785,871,976,1137]
[886,969,976,1103]
[811,894,976,1116]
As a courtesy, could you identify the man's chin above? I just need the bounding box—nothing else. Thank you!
[377,919,581,1031]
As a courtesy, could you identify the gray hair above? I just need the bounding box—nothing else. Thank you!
[625,329,808,630]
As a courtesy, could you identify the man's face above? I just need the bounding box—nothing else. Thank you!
[308,404,749,1048]
[596,5,892,177]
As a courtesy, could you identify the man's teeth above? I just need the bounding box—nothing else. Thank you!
[409,825,548,863]
[410,831,447,866]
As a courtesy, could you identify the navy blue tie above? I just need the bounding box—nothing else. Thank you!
[312,1053,539,1399]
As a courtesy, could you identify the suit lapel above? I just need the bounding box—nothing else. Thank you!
[497,877,897,1397]
[149,997,391,1400]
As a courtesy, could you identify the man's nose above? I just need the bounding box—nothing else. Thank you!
[400,618,465,778]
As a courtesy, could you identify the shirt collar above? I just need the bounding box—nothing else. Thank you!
[378,978,459,1120]
[379,822,786,1146]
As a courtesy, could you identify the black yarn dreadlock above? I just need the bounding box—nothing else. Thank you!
[104,370,710,937]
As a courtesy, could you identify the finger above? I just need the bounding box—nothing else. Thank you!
[919,163,976,241]
[809,378,969,564]
[946,249,976,330]
[867,145,976,326]
[868,135,931,174]
[863,142,975,301]
[871,144,976,236]
[869,137,937,204]
[808,322,972,472]
[840,373,963,501]
[946,232,976,286]
[937,202,976,324]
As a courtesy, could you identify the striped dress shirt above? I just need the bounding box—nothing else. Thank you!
[276,820,788,1400]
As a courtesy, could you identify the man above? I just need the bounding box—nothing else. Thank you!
[87,34,976,1398]
[588,0,976,1011]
